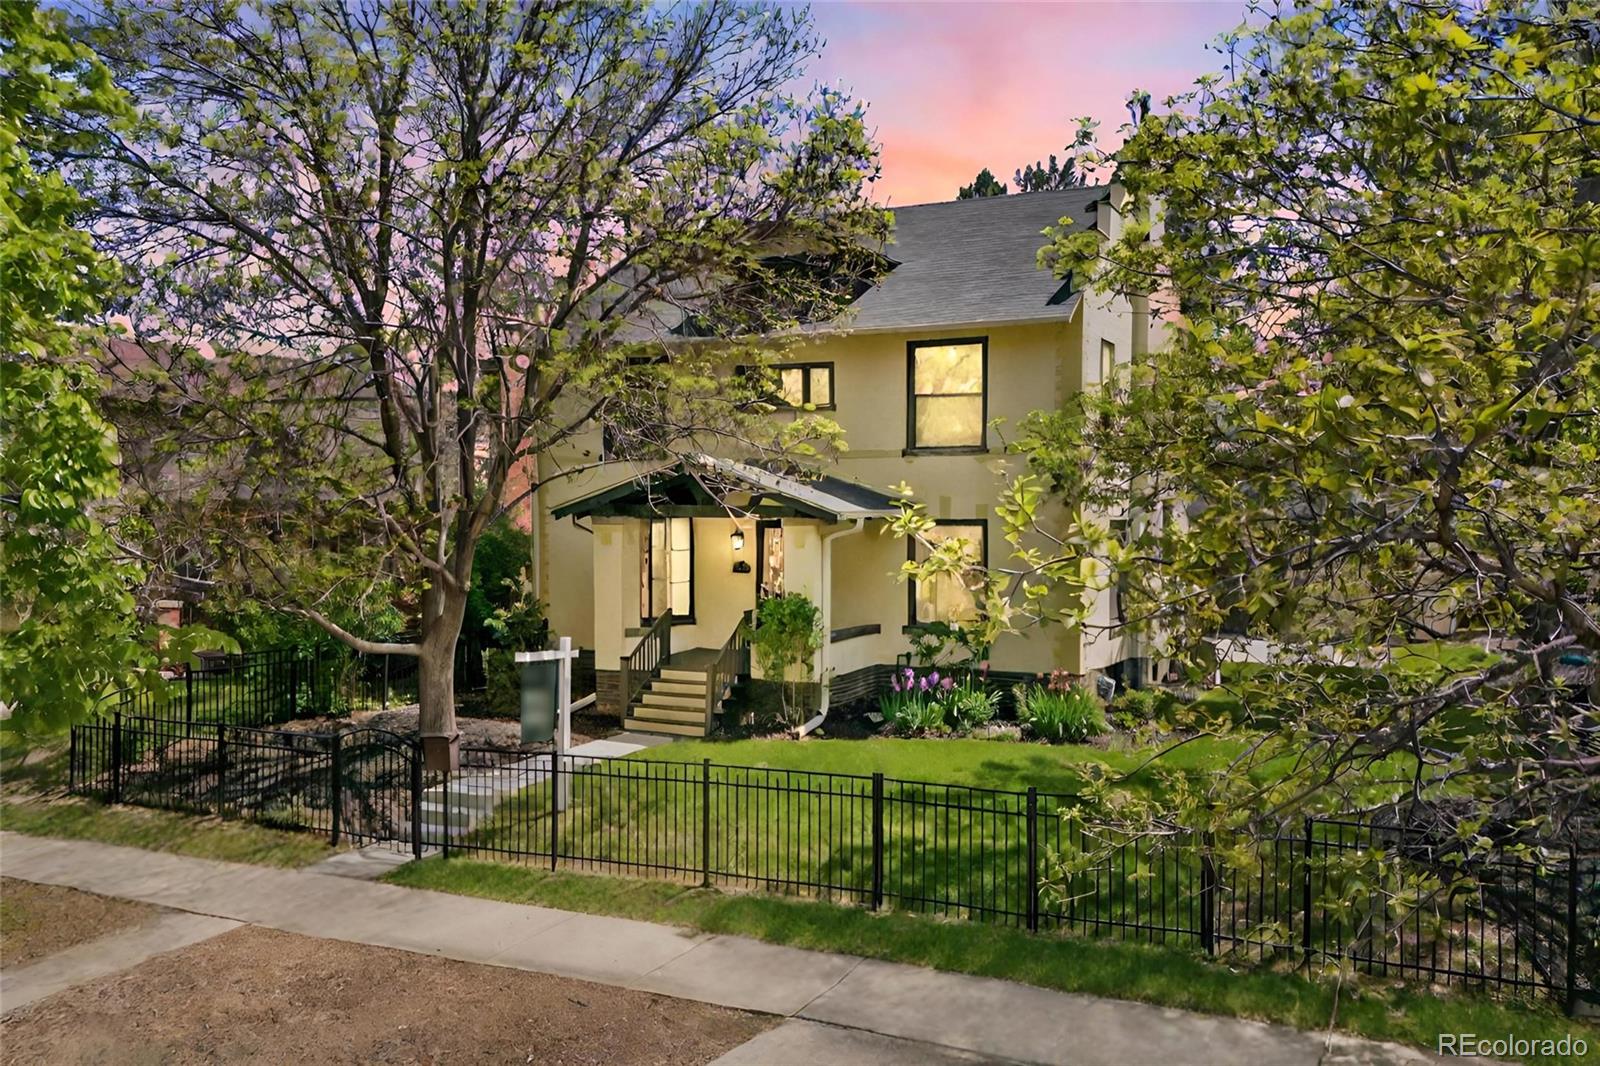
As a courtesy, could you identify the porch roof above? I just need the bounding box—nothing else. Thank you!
[551,454,903,522]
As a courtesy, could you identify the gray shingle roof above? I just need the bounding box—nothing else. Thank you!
[551,454,901,522]
[811,186,1106,334]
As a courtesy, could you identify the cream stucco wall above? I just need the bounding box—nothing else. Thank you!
[536,289,1142,681]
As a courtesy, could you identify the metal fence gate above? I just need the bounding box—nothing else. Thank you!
[331,727,421,851]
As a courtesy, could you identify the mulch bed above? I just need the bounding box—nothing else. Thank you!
[279,707,598,752]
[0,878,157,968]
[0,925,770,1066]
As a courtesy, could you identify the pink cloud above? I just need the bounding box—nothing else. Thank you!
[805,1,1245,205]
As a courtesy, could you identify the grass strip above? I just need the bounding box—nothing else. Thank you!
[386,857,1597,1066]
[0,797,333,869]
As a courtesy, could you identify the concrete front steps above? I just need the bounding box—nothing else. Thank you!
[413,753,552,841]
[625,666,728,737]
[412,734,663,841]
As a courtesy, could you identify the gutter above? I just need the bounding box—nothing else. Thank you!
[797,518,866,737]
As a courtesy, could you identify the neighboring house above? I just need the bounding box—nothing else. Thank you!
[535,185,1166,734]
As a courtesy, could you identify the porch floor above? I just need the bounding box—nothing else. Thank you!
[665,647,721,670]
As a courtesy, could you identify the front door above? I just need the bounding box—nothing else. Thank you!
[756,520,784,604]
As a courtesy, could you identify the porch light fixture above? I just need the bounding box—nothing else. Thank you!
[730,530,745,552]
[731,529,751,573]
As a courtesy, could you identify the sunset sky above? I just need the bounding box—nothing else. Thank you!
[803,1,1247,205]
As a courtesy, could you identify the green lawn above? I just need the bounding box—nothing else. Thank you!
[633,734,1249,795]
[0,796,334,868]
[453,732,1435,936]
[389,858,1597,1066]
[1188,641,1500,730]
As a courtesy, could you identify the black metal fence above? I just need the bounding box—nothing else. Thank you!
[67,714,1596,1015]
[112,639,489,729]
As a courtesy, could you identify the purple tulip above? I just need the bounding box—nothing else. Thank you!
[919,675,932,692]
[940,676,955,691]
[891,675,901,693]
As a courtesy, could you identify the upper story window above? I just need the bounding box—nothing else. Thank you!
[737,362,835,410]
[907,338,987,452]
[775,362,833,409]
[1099,339,1116,384]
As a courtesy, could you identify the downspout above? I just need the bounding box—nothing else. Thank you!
[798,518,866,737]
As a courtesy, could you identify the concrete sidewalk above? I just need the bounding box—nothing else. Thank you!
[0,832,1441,1065]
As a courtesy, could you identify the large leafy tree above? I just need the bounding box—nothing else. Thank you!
[0,1,170,733]
[67,0,887,766]
[905,0,1598,858]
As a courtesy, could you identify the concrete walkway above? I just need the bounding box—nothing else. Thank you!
[0,832,1444,1065]
[417,731,671,841]
[1,911,240,1013]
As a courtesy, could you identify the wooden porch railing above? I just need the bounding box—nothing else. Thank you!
[703,610,753,732]
[620,611,672,712]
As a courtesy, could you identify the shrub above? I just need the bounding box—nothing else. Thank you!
[483,566,548,649]
[752,593,824,727]
[1109,686,1176,729]
[945,676,999,731]
[1016,682,1106,743]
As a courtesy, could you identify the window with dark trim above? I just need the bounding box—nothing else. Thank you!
[738,362,835,409]
[641,517,695,622]
[907,338,987,452]
[756,520,784,600]
[907,520,988,625]
[1110,518,1128,624]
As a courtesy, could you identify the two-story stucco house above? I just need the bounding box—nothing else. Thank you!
[531,185,1159,735]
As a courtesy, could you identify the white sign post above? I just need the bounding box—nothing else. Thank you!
[516,636,576,810]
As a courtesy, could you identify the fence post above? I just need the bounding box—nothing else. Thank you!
[549,748,560,872]
[871,772,885,911]
[1026,787,1040,933]
[1568,843,1580,1018]
[381,654,390,711]
[701,758,712,887]
[68,727,77,793]
[288,653,300,718]
[329,731,343,846]
[1302,817,1314,970]
[1199,831,1216,955]
[185,668,195,738]
[110,711,124,805]
[410,741,423,860]
[216,723,228,819]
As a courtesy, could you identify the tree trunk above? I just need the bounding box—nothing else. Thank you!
[417,587,468,771]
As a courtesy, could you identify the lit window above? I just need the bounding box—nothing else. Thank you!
[910,522,986,624]
[751,362,834,409]
[641,517,694,621]
[757,521,784,600]
[909,340,986,450]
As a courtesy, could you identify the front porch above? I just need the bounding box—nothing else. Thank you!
[554,455,901,736]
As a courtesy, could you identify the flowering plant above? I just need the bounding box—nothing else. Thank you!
[880,666,995,735]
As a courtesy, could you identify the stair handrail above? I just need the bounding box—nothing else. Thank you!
[621,611,672,711]
[703,610,754,732]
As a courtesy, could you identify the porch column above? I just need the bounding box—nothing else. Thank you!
[593,518,642,718]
